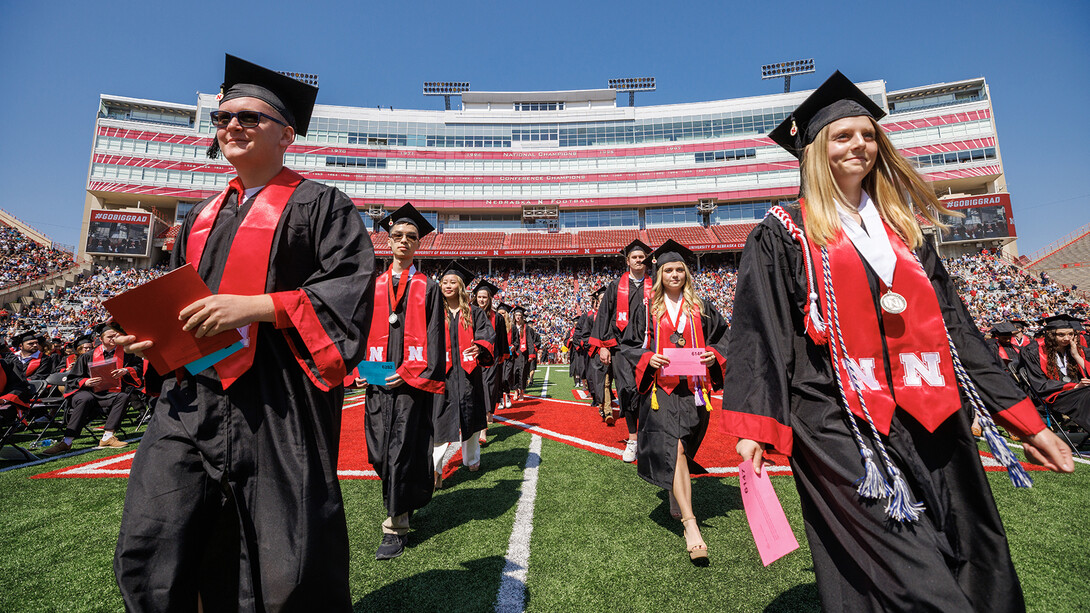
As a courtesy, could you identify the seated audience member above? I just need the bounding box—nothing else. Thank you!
[987,320,1023,377]
[10,330,56,381]
[1020,315,1090,433]
[42,322,142,455]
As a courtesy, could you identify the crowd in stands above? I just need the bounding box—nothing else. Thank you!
[1,265,168,341]
[3,248,1086,362]
[0,224,75,289]
[945,250,1089,330]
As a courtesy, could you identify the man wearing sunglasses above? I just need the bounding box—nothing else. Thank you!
[113,55,375,612]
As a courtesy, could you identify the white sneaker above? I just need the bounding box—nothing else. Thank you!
[622,439,637,463]
[504,395,512,409]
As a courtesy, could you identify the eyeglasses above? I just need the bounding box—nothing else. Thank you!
[389,232,419,242]
[209,110,288,129]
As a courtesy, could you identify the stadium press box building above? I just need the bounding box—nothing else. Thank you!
[81,75,1016,266]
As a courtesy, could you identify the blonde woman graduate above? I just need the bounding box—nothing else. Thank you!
[432,261,496,488]
[619,239,730,565]
[721,71,1072,612]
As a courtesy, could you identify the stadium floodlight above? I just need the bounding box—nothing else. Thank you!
[423,81,471,110]
[761,59,815,93]
[607,77,656,107]
[278,71,319,87]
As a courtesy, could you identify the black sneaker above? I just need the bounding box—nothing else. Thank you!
[375,533,407,560]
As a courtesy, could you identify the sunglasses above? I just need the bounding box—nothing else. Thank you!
[209,110,288,129]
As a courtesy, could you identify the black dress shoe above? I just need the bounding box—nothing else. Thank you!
[375,533,407,560]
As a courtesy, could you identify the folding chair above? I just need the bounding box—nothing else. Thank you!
[1014,365,1088,457]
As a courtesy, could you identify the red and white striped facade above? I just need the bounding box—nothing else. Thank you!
[82,76,1012,260]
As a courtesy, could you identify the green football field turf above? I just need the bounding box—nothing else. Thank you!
[1,366,1087,612]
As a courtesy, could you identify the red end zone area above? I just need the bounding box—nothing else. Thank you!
[31,393,1043,480]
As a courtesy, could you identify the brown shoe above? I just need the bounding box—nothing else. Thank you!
[98,436,129,449]
[41,440,72,456]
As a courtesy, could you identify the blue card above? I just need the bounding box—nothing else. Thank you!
[184,340,245,375]
[357,361,396,385]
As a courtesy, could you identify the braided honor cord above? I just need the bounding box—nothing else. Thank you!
[910,251,1032,488]
[820,248,925,522]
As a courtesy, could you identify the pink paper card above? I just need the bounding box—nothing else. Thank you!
[738,461,800,566]
[660,347,707,377]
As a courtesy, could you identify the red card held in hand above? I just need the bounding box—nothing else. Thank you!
[103,264,242,373]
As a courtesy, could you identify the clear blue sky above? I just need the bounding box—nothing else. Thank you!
[1,0,1086,256]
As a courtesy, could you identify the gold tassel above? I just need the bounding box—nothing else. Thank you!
[703,387,712,412]
[651,384,659,411]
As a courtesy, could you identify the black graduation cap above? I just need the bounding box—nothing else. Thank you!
[512,306,527,316]
[589,286,607,299]
[93,321,123,336]
[72,334,95,348]
[220,54,318,137]
[11,330,36,348]
[473,279,501,297]
[620,239,652,257]
[768,71,886,160]
[1010,319,1028,328]
[651,239,695,268]
[440,260,475,286]
[379,202,435,238]
[1041,315,1080,330]
[990,321,1018,335]
[496,303,513,312]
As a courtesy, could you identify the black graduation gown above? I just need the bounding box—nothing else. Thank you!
[721,208,1042,613]
[619,301,729,489]
[570,324,587,383]
[511,324,538,392]
[65,346,143,397]
[502,324,516,394]
[1018,339,1090,432]
[986,338,1022,378]
[1,357,33,407]
[577,312,607,405]
[592,275,647,418]
[365,273,446,517]
[434,305,496,443]
[479,309,508,412]
[15,352,56,382]
[115,179,374,612]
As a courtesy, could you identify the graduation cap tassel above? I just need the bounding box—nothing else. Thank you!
[908,252,1034,489]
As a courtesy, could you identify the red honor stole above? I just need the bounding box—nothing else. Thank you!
[616,275,651,331]
[91,345,128,392]
[804,205,960,434]
[186,167,303,389]
[652,301,709,397]
[24,356,41,377]
[444,310,479,374]
[365,267,441,393]
[519,325,528,353]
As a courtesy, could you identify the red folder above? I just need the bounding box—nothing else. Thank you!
[89,360,118,392]
[103,264,242,373]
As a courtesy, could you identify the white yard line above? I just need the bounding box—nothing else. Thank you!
[538,366,551,398]
[493,415,622,456]
[495,434,543,613]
